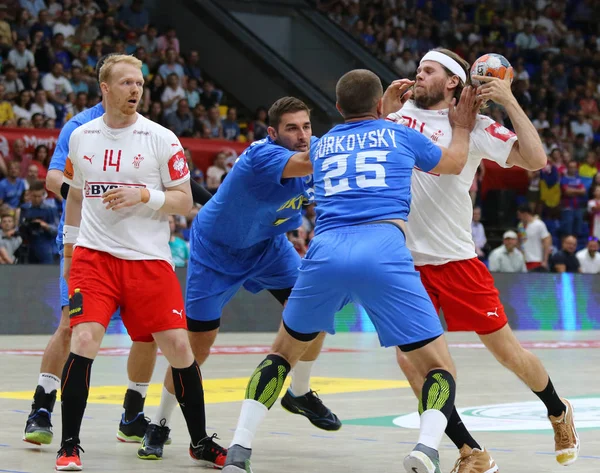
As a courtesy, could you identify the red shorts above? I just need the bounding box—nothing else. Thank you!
[68,247,187,342]
[416,257,508,335]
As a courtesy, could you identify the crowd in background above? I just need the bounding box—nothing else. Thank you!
[1,0,600,272]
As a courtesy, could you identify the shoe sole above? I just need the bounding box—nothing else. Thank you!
[55,462,82,471]
[117,433,143,443]
[403,451,438,473]
[137,452,162,460]
[280,399,342,432]
[23,431,53,445]
[190,456,224,469]
[556,399,580,466]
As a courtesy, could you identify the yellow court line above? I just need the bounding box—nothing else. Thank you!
[0,377,409,405]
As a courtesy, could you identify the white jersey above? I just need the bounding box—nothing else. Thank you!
[64,114,190,264]
[388,101,517,266]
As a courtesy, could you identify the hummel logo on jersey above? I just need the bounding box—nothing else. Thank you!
[84,181,145,198]
[486,308,499,317]
[83,155,94,164]
[172,309,183,318]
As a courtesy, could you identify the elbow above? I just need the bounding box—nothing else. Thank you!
[182,193,193,215]
[529,152,548,171]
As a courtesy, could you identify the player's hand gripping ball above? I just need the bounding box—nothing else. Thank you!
[470,54,514,87]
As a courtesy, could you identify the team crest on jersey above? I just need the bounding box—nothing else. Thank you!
[430,130,444,142]
[168,150,189,180]
[133,154,144,169]
[485,122,516,142]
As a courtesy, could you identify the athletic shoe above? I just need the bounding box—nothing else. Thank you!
[223,444,253,473]
[117,412,149,443]
[23,408,53,445]
[137,420,171,460]
[403,443,442,473]
[550,398,580,466]
[55,439,84,471]
[189,434,227,469]
[280,389,341,431]
[450,445,498,473]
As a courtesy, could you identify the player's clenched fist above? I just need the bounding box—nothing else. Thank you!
[102,187,143,210]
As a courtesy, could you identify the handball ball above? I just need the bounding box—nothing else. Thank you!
[470,54,514,86]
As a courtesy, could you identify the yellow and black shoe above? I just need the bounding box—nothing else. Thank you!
[117,412,149,443]
[23,408,53,445]
[137,420,171,460]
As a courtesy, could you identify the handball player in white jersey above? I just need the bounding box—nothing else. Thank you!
[55,54,224,471]
[387,48,578,471]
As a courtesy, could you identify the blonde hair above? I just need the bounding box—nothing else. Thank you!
[99,54,143,84]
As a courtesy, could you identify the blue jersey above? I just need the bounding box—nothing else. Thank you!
[194,136,314,249]
[310,119,441,235]
[48,103,105,246]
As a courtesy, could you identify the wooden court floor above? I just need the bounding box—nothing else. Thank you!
[0,331,598,472]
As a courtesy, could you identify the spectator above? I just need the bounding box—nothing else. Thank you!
[12,8,32,44]
[1,64,25,101]
[184,50,202,83]
[70,67,90,95]
[71,92,89,116]
[184,77,200,109]
[168,215,189,267]
[31,112,44,128]
[30,9,53,42]
[205,106,223,139]
[517,205,552,271]
[570,110,594,145]
[488,230,527,273]
[471,206,487,260]
[0,161,27,209]
[124,31,138,54]
[74,13,100,47]
[0,5,12,54]
[165,98,194,137]
[99,15,121,45]
[8,39,36,73]
[161,72,185,114]
[134,46,150,78]
[146,101,165,126]
[247,106,268,142]
[588,186,600,240]
[29,144,49,180]
[139,24,159,56]
[23,67,43,92]
[42,62,73,107]
[0,213,22,264]
[199,80,222,109]
[19,180,58,263]
[560,161,587,236]
[20,0,46,19]
[571,133,588,163]
[30,89,57,119]
[550,235,581,273]
[576,237,600,274]
[206,152,228,193]
[53,10,76,47]
[0,84,15,124]
[158,48,185,80]
[579,151,598,191]
[118,0,150,35]
[12,89,33,121]
[222,106,240,141]
[25,164,39,188]
[394,49,417,79]
[52,33,73,72]
[156,26,180,54]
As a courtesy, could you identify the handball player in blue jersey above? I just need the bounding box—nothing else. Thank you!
[23,53,216,448]
[223,70,480,473]
[138,97,340,461]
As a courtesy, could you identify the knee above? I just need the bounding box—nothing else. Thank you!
[71,327,100,354]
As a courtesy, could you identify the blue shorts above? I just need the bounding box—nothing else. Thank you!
[282,223,443,347]
[59,245,121,319]
[186,232,300,323]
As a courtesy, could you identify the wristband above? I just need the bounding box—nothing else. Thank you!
[64,243,74,257]
[142,188,166,211]
[63,225,79,245]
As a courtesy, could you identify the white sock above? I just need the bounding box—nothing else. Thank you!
[128,380,149,399]
[290,360,314,397]
[38,373,60,395]
[417,409,448,450]
[230,399,268,449]
[152,385,178,427]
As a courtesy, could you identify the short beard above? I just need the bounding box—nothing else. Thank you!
[413,82,446,109]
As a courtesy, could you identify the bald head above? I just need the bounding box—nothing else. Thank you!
[336,69,383,119]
